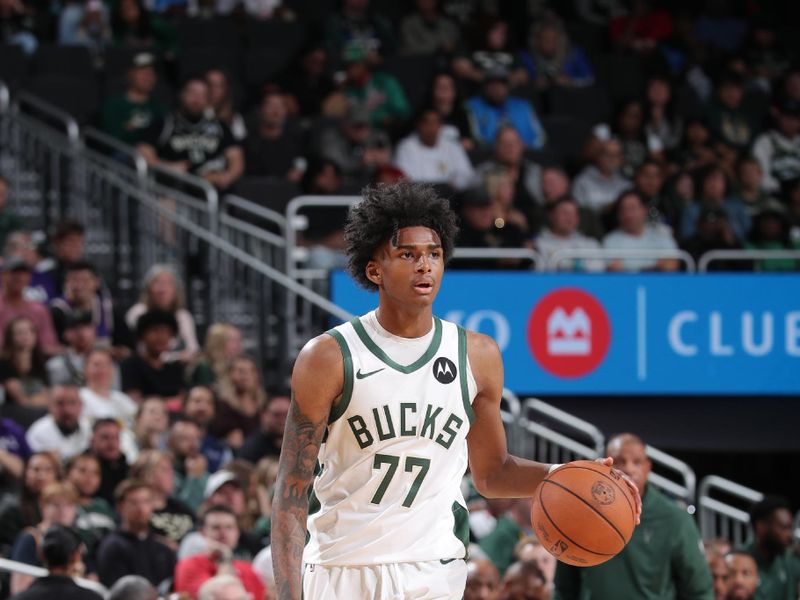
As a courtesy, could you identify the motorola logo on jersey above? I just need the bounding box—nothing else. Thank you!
[432,357,457,384]
[527,288,611,378]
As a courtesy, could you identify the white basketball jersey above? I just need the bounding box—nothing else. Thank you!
[304,311,478,566]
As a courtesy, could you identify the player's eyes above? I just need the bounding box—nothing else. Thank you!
[430,251,441,258]
[401,251,413,259]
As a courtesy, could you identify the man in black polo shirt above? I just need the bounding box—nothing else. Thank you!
[96,479,176,587]
[121,309,186,405]
[10,524,101,600]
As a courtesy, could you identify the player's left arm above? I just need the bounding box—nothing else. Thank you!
[465,331,642,522]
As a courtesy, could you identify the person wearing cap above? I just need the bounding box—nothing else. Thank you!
[752,96,800,193]
[465,66,545,149]
[49,261,114,346]
[0,258,60,355]
[101,52,166,145]
[9,524,101,600]
[120,309,186,405]
[46,309,98,387]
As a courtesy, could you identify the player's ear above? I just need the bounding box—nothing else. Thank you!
[365,260,381,287]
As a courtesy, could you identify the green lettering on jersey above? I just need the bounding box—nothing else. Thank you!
[347,415,374,449]
[421,405,443,439]
[435,414,464,449]
[373,405,397,441]
[399,403,417,436]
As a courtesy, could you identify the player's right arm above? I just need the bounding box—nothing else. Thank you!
[271,334,343,600]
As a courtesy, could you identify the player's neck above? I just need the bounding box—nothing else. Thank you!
[374,303,434,339]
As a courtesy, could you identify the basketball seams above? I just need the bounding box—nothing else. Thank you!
[553,465,635,528]
[536,485,615,558]
[542,479,628,547]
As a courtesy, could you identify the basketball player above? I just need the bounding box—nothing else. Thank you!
[272,183,641,600]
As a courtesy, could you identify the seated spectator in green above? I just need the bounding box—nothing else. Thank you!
[65,453,116,555]
[745,496,800,600]
[101,52,166,145]
[745,204,800,271]
[0,175,22,250]
[478,498,534,574]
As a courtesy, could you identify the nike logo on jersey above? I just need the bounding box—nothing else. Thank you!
[356,367,385,379]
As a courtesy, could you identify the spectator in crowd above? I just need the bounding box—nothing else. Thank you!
[502,560,549,600]
[746,204,800,272]
[514,536,557,591]
[706,550,730,600]
[125,265,199,362]
[197,574,249,600]
[46,311,96,387]
[644,75,682,152]
[681,166,751,243]
[479,498,534,574]
[91,418,129,504]
[519,14,594,89]
[426,72,472,147]
[121,309,186,405]
[210,355,266,450]
[27,385,91,459]
[342,42,410,129]
[138,78,244,191]
[0,416,30,485]
[464,559,501,600]
[205,69,246,142]
[603,190,679,271]
[246,457,277,548]
[110,0,177,57]
[58,0,111,55]
[554,433,713,600]
[281,45,339,118]
[752,97,800,194]
[106,575,158,600]
[475,125,544,228]
[318,105,392,184]
[452,187,529,269]
[0,175,22,250]
[746,496,798,599]
[613,98,664,178]
[324,0,396,67]
[573,138,631,214]
[0,452,61,551]
[672,117,718,173]
[242,90,305,180]
[745,17,790,93]
[129,449,196,545]
[634,158,681,229]
[9,524,101,600]
[101,52,166,145]
[466,66,545,149]
[609,0,673,55]
[239,390,289,463]
[707,72,761,151]
[167,417,210,513]
[10,481,80,594]
[0,316,50,407]
[0,0,39,54]
[189,323,242,387]
[50,261,114,346]
[453,17,526,87]
[724,551,760,600]
[184,386,232,473]
[96,479,176,587]
[80,348,136,424]
[484,169,531,234]
[681,208,743,271]
[65,453,116,554]
[4,231,56,305]
[400,0,459,56]
[133,396,169,456]
[736,156,773,217]
[174,505,266,599]
[535,196,604,272]
[0,259,59,355]
[38,219,87,298]
[785,178,800,242]
[394,107,474,190]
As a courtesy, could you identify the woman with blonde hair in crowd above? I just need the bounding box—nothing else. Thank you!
[485,168,533,234]
[188,323,243,387]
[80,348,137,425]
[210,356,266,450]
[125,264,199,362]
[132,396,169,457]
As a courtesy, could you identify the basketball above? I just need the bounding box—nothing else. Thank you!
[531,460,636,567]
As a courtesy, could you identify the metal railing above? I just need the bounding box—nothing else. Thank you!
[547,248,697,272]
[699,250,800,272]
[518,398,605,464]
[0,558,107,596]
[646,444,697,511]
[698,475,763,545]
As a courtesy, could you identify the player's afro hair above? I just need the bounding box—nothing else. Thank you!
[344,182,458,291]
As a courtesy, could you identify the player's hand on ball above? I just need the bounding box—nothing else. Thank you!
[596,457,642,525]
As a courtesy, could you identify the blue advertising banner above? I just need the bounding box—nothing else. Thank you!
[330,272,800,395]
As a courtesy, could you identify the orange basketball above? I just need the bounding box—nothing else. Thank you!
[531,460,636,567]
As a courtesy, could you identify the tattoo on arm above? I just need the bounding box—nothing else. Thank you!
[271,398,328,600]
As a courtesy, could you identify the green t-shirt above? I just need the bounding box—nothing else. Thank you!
[345,71,411,127]
[747,543,800,600]
[101,94,166,145]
